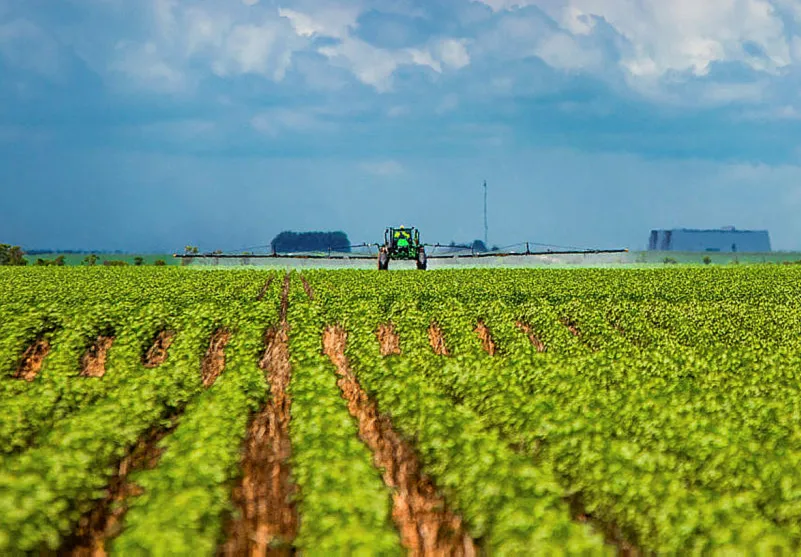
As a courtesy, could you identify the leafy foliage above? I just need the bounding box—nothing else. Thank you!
[3,266,801,553]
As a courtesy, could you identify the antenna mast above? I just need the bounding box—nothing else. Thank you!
[483,180,488,247]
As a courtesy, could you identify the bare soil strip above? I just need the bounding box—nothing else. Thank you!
[324,325,476,556]
[560,317,581,338]
[81,336,115,378]
[428,323,449,356]
[201,329,231,388]
[299,276,314,300]
[220,273,298,556]
[143,330,175,368]
[62,418,180,556]
[474,320,496,356]
[14,337,51,381]
[515,321,546,353]
[256,276,274,302]
[376,323,401,356]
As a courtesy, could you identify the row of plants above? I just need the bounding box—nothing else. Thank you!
[111,282,281,554]
[4,266,801,553]
[284,281,402,554]
[303,274,609,554]
[0,269,276,552]
[303,268,801,552]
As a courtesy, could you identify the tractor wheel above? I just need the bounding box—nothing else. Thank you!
[416,248,427,270]
[378,251,390,270]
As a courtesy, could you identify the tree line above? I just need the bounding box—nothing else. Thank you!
[0,245,166,267]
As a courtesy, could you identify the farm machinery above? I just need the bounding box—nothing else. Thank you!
[378,226,426,270]
[173,225,628,270]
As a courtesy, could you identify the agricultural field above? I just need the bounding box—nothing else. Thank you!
[2,266,801,554]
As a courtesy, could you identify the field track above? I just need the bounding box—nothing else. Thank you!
[2,266,801,554]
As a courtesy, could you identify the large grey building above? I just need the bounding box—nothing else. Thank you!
[648,227,771,252]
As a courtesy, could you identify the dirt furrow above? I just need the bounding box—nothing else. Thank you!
[381,320,630,554]
[143,330,175,368]
[14,337,51,381]
[62,418,180,556]
[220,273,298,556]
[474,320,496,356]
[201,329,231,388]
[567,495,640,556]
[324,325,475,556]
[515,321,546,353]
[560,317,581,338]
[428,323,449,356]
[376,323,401,356]
[299,276,314,300]
[80,336,114,378]
[256,276,274,302]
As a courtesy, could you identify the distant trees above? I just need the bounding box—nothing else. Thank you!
[0,244,27,266]
[182,246,198,266]
[134,256,144,266]
[34,255,65,266]
[82,254,99,266]
[271,231,350,254]
[154,259,166,266]
[471,240,488,253]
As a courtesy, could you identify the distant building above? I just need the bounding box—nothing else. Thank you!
[648,227,771,252]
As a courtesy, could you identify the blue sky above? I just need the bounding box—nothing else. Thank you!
[2,0,801,252]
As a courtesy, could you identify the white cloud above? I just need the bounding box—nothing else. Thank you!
[436,38,471,69]
[278,2,362,39]
[319,37,444,91]
[211,23,295,80]
[475,0,793,80]
[4,0,801,112]
[95,0,309,92]
[360,160,404,176]
[279,5,463,91]
[278,6,359,39]
[535,32,602,71]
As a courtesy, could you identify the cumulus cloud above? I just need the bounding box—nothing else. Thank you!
[475,0,793,80]
[436,38,471,69]
[534,32,602,71]
[278,5,359,39]
[3,0,801,127]
[318,35,446,91]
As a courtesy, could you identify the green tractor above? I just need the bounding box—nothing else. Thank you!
[378,226,427,270]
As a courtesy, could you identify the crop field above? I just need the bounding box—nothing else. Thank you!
[2,266,801,555]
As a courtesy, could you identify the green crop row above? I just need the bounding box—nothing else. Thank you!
[2,266,801,554]
[322,297,609,554]
[284,281,402,555]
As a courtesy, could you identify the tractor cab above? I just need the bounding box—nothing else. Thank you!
[379,226,426,270]
[385,227,420,255]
